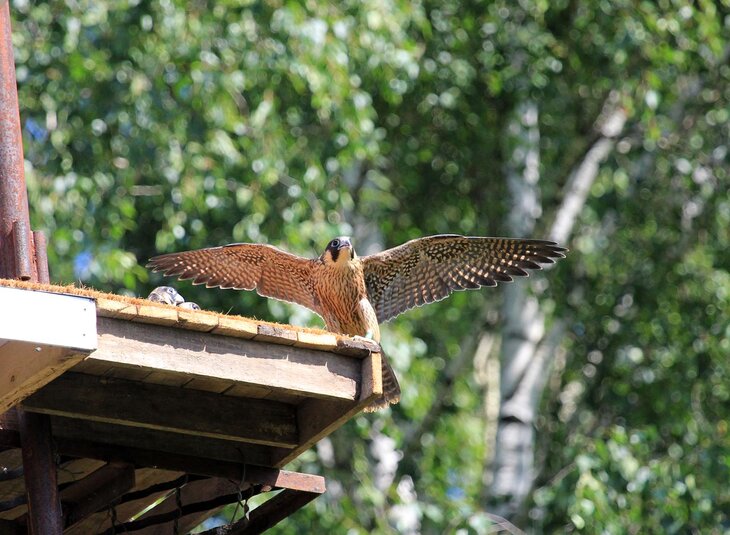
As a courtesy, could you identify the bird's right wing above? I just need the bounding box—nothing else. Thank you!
[147,243,322,314]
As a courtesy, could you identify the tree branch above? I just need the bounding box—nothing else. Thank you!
[550,99,627,244]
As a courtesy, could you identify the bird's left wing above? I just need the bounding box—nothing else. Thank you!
[147,243,322,314]
[361,235,567,323]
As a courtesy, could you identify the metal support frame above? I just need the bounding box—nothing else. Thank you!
[0,3,61,533]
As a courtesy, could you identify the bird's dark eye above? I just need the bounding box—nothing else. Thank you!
[330,239,340,249]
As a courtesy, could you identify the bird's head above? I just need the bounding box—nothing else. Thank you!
[322,236,356,265]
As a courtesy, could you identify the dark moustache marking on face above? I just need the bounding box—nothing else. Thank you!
[330,246,340,263]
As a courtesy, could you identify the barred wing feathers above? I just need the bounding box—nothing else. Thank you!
[362,235,567,323]
[147,243,321,315]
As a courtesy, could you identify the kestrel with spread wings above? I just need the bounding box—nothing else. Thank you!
[148,235,567,410]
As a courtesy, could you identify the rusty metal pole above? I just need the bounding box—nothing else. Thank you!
[0,2,62,533]
[17,411,63,533]
[0,0,34,280]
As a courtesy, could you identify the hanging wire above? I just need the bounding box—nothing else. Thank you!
[229,464,251,526]
[229,488,251,526]
[172,474,188,535]
[172,485,181,534]
[110,504,117,535]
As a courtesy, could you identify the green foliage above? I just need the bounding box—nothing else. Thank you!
[10,0,730,532]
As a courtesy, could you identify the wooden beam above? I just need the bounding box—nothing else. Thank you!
[241,466,324,494]
[63,468,184,535]
[0,452,105,520]
[0,426,325,531]
[254,324,297,345]
[359,351,383,404]
[56,438,219,479]
[95,487,265,535]
[205,488,322,535]
[77,317,362,401]
[0,519,21,534]
[0,342,86,414]
[0,448,23,496]
[2,415,309,484]
[0,431,20,450]
[270,399,351,468]
[243,488,322,534]
[49,416,274,467]
[60,462,135,527]
[270,352,382,467]
[133,477,246,535]
[47,434,319,486]
[23,373,299,448]
[0,410,107,521]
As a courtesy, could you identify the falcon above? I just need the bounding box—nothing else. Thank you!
[147,235,567,410]
[147,286,185,306]
[147,286,201,309]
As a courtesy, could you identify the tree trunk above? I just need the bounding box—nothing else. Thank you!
[483,96,627,519]
[484,100,542,518]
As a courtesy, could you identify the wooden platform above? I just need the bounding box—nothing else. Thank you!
[0,280,384,532]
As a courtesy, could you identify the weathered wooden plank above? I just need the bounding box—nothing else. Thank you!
[211,316,258,339]
[0,448,24,516]
[59,462,136,527]
[63,468,185,535]
[252,468,325,493]
[141,370,192,388]
[133,304,179,326]
[334,337,380,357]
[271,351,382,467]
[0,519,21,534]
[0,342,85,419]
[294,331,339,351]
[94,484,265,534]
[223,383,274,400]
[262,391,307,406]
[0,455,106,520]
[237,488,322,535]
[133,477,243,535]
[270,399,353,468]
[69,358,112,377]
[82,317,362,401]
[23,373,299,448]
[48,416,274,467]
[360,351,383,404]
[0,448,22,482]
[95,297,138,319]
[88,365,153,383]
[177,308,219,331]
[254,324,298,345]
[183,377,234,394]
[50,435,304,487]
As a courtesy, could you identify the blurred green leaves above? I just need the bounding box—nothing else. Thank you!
[11,0,730,532]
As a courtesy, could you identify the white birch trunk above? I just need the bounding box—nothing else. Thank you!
[484,97,627,519]
[486,100,543,517]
